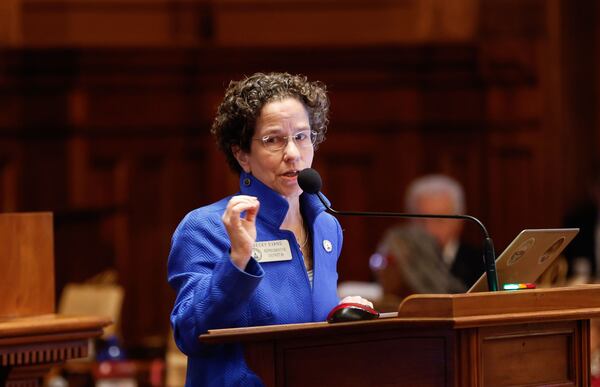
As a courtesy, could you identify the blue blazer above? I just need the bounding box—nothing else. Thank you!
[168,172,343,386]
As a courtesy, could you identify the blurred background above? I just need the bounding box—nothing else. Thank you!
[1,0,599,383]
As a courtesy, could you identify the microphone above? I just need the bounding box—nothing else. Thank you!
[298,168,499,292]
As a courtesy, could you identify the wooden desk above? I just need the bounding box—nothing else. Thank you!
[0,314,110,386]
[0,212,111,386]
[201,285,600,386]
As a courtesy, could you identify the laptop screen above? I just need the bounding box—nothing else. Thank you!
[468,228,579,293]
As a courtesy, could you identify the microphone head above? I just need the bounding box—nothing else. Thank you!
[298,168,322,194]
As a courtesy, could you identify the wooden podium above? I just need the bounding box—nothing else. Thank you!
[0,212,110,386]
[200,285,600,386]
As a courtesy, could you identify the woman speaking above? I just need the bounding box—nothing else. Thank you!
[167,72,370,386]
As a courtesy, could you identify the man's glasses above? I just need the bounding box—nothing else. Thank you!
[253,130,317,152]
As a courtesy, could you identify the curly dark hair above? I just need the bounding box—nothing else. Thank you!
[211,72,330,174]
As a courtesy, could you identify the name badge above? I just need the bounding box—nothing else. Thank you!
[252,240,293,263]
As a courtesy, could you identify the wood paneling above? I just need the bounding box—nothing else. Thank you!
[20,0,208,47]
[0,141,21,212]
[3,0,480,47]
[281,336,450,386]
[559,0,599,204]
[215,0,478,46]
[481,324,573,385]
[0,0,21,46]
[61,134,213,344]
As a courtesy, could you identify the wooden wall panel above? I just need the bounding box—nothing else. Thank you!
[63,135,213,344]
[215,0,478,46]
[419,129,487,244]
[21,141,69,211]
[487,130,547,244]
[13,0,261,46]
[0,0,21,45]
[6,0,479,47]
[598,1,600,156]
[557,0,599,206]
[480,0,547,39]
[318,133,382,281]
[0,141,21,212]
[126,149,174,345]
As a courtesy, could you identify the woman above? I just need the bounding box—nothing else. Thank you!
[168,72,371,386]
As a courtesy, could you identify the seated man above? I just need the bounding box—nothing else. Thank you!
[370,225,466,310]
[404,174,484,289]
[563,171,600,282]
[371,175,483,307]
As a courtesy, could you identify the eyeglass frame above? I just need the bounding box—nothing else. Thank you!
[252,130,318,152]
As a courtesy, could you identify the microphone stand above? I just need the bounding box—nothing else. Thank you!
[315,192,499,292]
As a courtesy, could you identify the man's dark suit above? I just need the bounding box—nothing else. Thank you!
[449,243,485,290]
[563,201,598,277]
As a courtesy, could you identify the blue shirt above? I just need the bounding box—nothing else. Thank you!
[168,172,343,386]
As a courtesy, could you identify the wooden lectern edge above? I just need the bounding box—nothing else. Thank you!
[199,285,600,344]
[397,284,600,318]
[199,315,449,344]
[0,313,113,338]
[200,309,600,344]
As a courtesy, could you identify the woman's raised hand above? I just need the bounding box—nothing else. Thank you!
[222,195,260,269]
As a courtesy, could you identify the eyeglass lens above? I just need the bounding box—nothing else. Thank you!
[262,131,316,151]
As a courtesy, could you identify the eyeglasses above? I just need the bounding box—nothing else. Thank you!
[253,130,317,152]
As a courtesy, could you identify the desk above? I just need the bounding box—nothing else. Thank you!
[0,314,110,386]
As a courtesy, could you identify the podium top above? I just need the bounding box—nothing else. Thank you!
[398,284,600,322]
[0,313,112,338]
[200,285,600,344]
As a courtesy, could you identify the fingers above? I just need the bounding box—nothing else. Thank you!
[244,199,259,224]
[340,296,374,309]
[222,196,260,269]
[222,195,260,228]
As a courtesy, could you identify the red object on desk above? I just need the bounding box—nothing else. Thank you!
[91,359,165,386]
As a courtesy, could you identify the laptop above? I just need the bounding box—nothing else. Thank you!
[468,228,579,293]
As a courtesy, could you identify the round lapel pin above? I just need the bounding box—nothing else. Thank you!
[322,239,333,253]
